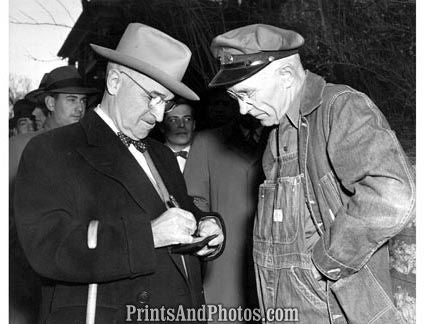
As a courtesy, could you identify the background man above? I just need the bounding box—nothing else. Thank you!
[24,72,50,130]
[162,98,266,322]
[9,99,36,136]
[9,65,98,185]
[209,24,415,324]
[14,23,224,324]
[9,66,98,324]
[161,98,196,172]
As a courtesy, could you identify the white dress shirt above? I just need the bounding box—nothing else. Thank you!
[166,145,191,173]
[94,106,160,193]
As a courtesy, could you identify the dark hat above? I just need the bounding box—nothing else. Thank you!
[209,24,305,87]
[10,99,36,128]
[90,23,199,101]
[25,73,49,104]
[44,66,98,95]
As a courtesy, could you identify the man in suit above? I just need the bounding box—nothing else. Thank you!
[14,23,224,324]
[160,98,196,173]
[161,96,267,322]
[10,66,98,324]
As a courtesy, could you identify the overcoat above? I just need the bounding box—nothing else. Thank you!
[14,110,223,324]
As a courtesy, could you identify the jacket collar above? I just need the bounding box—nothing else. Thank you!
[77,110,165,215]
[299,70,326,116]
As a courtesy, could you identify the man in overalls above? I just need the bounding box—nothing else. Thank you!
[208,24,415,324]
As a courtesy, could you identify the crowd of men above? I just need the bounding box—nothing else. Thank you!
[10,23,415,324]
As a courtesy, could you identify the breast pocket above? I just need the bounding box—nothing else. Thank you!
[272,175,303,244]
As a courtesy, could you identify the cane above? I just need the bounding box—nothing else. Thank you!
[86,220,99,324]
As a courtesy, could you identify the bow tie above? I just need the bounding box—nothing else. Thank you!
[117,132,148,153]
[174,150,188,159]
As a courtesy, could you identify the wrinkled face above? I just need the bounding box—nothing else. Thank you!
[163,104,195,149]
[16,117,35,134]
[111,68,174,140]
[49,93,87,127]
[227,65,288,126]
[32,107,47,130]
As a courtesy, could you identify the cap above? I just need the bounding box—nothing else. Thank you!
[209,24,304,87]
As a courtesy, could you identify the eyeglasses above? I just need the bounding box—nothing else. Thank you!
[120,71,176,112]
[226,89,254,105]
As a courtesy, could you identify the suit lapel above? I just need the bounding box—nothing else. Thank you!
[78,111,191,283]
[77,111,164,217]
[147,141,191,281]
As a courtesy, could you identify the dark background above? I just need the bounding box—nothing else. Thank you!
[58,0,415,164]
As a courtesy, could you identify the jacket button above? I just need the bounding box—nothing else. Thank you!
[137,291,150,304]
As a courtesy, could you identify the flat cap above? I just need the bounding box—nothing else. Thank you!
[209,24,304,87]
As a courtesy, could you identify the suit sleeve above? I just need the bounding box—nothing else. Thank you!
[14,136,157,284]
[311,91,415,280]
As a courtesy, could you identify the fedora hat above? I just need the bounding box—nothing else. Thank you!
[90,23,199,101]
[10,99,36,128]
[209,24,305,87]
[43,66,98,95]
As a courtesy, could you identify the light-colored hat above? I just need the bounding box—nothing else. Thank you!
[90,23,199,101]
[209,24,305,87]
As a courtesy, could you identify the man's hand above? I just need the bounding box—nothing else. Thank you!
[196,218,224,256]
[151,208,197,248]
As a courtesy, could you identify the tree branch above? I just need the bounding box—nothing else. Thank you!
[9,21,72,28]
[55,0,75,23]
[18,10,38,23]
[36,0,57,24]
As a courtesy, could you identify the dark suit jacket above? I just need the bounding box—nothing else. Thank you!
[14,110,221,324]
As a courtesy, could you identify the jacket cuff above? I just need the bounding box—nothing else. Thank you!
[199,213,226,261]
[311,238,356,281]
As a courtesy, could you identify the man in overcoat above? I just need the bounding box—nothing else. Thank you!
[14,23,224,324]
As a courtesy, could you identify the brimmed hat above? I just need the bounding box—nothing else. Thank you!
[25,73,49,104]
[43,66,98,95]
[209,24,305,87]
[10,99,36,128]
[90,23,199,101]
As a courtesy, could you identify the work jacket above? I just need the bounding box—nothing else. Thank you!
[295,71,414,323]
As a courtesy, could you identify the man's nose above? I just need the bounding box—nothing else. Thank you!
[150,103,165,122]
[239,101,251,115]
[76,100,85,112]
[177,119,185,128]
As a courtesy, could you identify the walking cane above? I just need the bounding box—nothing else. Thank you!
[86,220,99,324]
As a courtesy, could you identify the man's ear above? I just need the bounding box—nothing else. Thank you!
[106,69,123,95]
[192,120,196,131]
[277,64,295,88]
[45,95,55,113]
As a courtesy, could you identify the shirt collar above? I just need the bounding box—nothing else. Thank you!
[166,144,191,153]
[94,105,120,135]
[285,99,301,128]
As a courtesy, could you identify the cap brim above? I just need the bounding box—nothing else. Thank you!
[90,44,199,101]
[208,63,269,88]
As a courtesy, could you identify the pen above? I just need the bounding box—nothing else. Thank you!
[167,195,180,209]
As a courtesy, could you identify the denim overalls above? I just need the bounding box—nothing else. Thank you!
[253,122,341,324]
